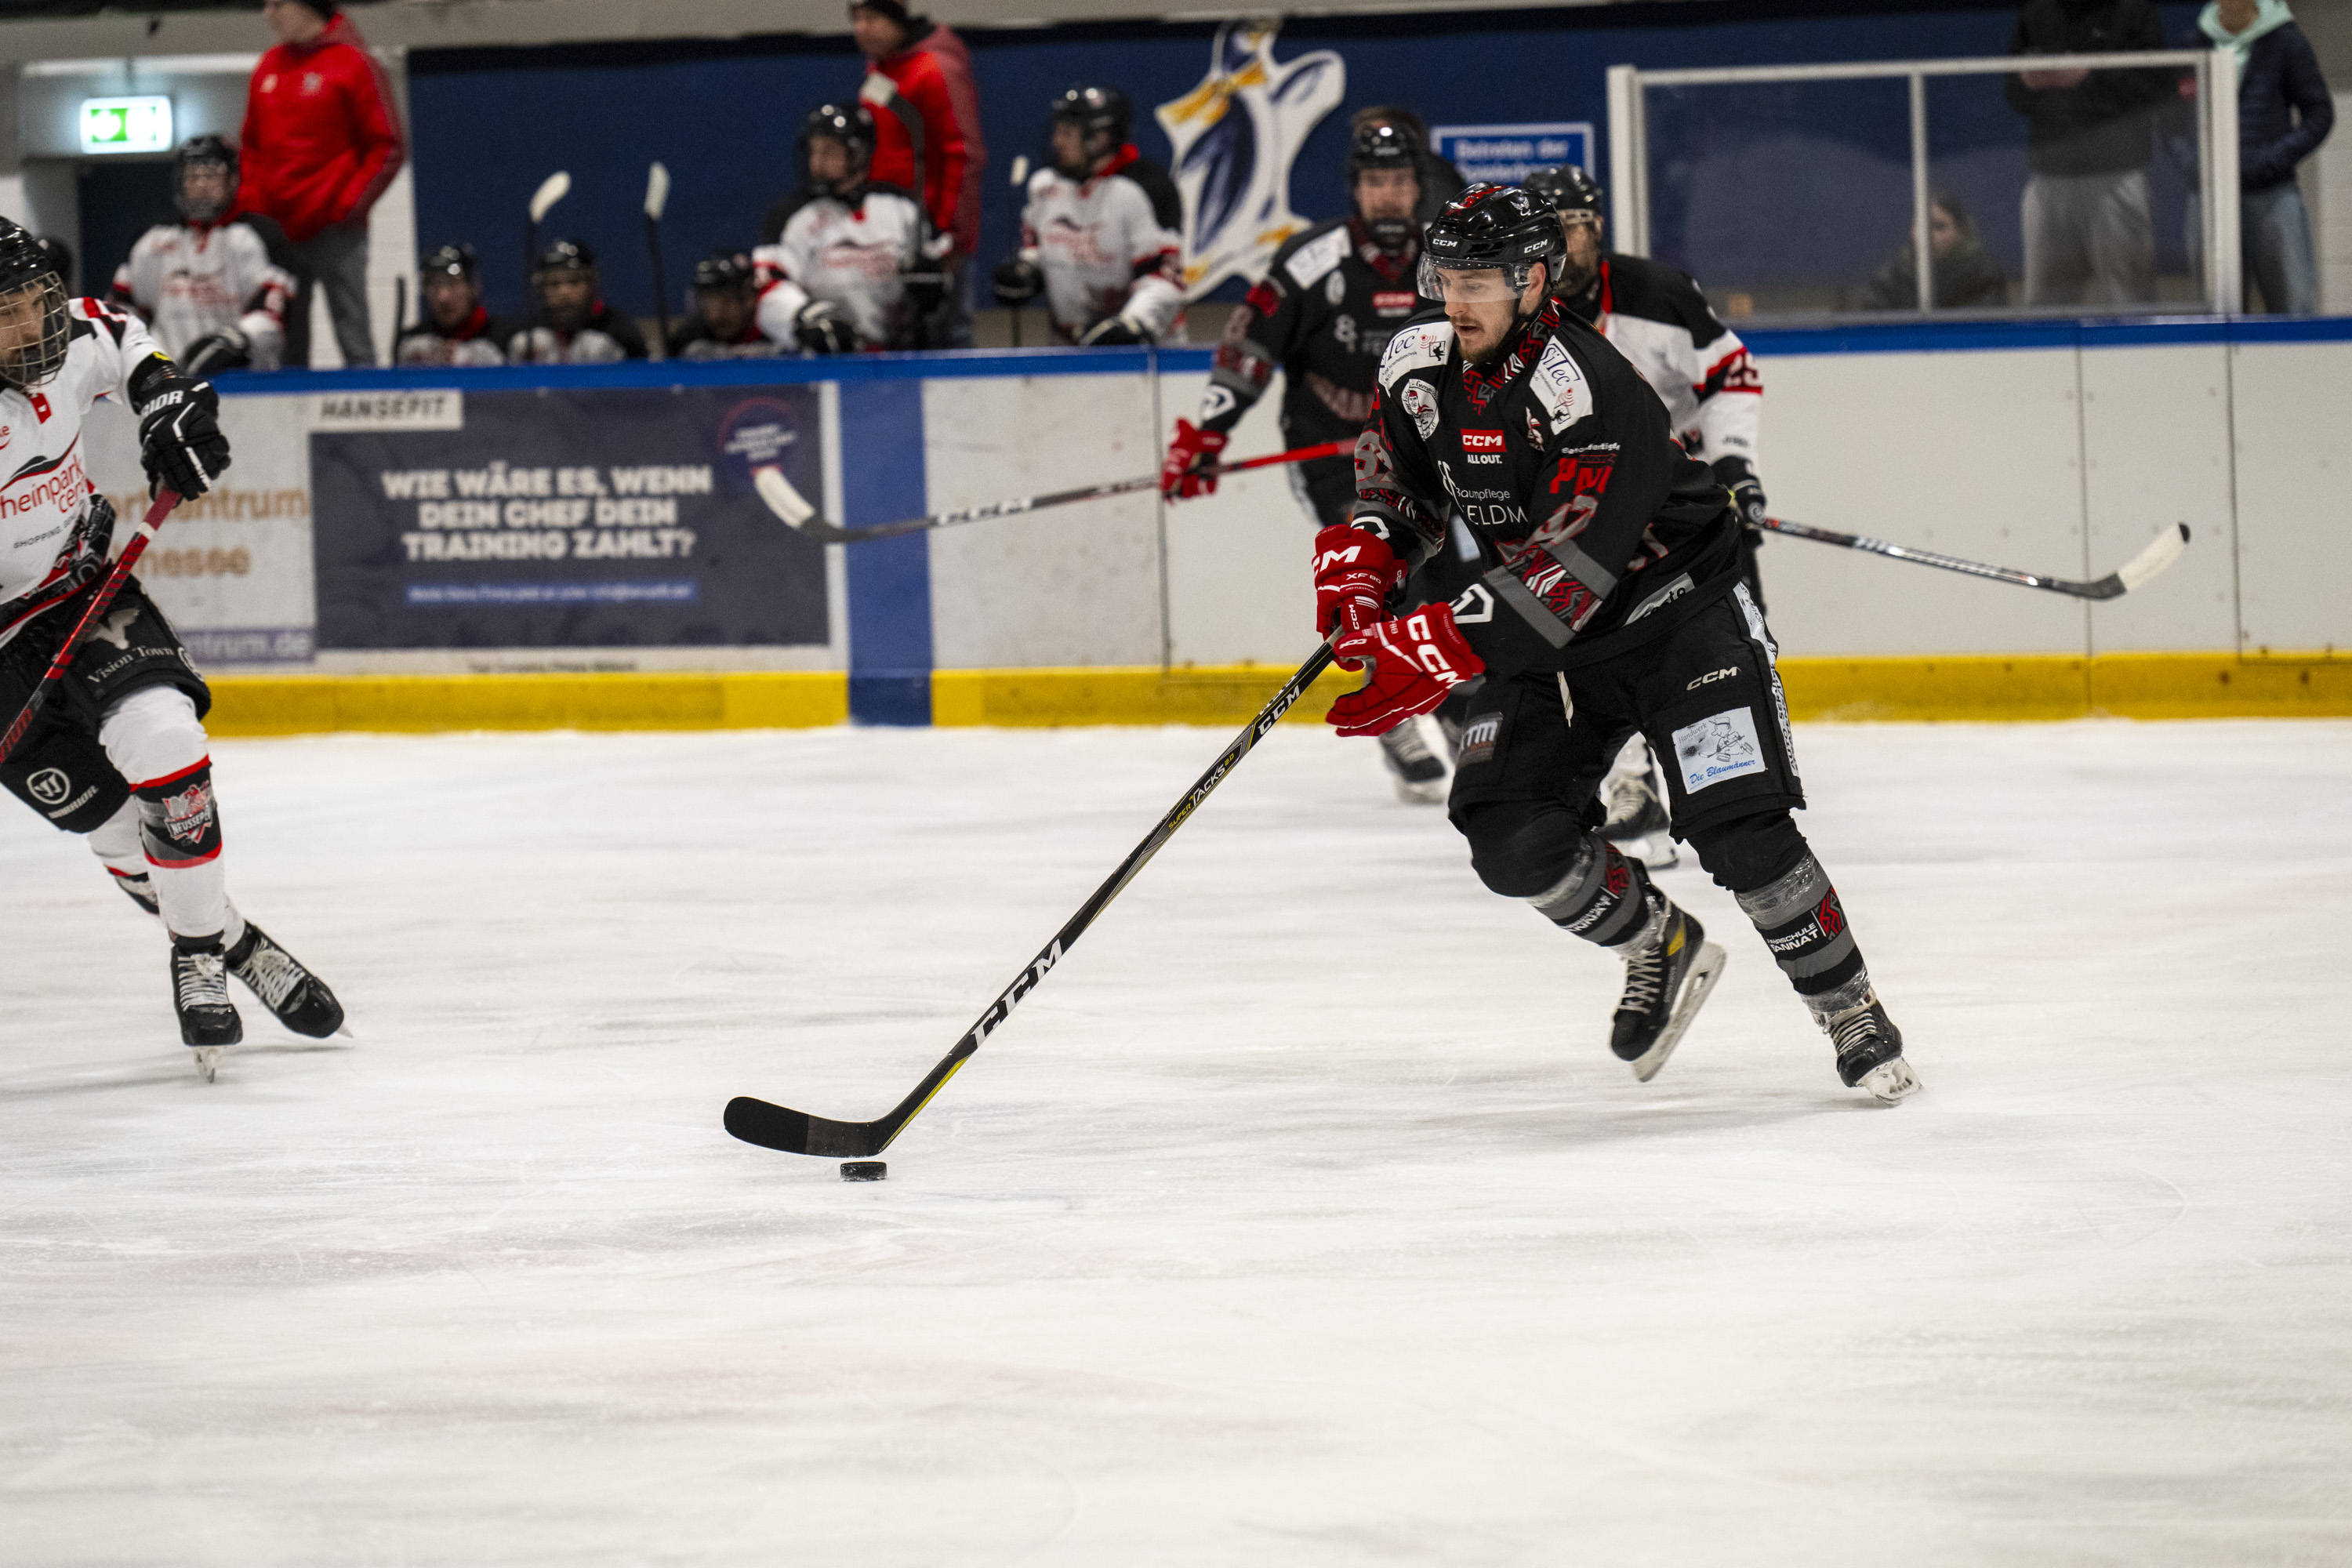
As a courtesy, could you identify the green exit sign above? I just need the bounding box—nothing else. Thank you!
[79,96,173,155]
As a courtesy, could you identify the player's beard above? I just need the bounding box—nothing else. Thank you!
[1553,251,1599,300]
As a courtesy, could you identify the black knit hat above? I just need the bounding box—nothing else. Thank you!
[286,0,340,18]
[848,0,910,24]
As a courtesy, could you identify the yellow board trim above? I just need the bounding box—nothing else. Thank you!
[195,655,2352,737]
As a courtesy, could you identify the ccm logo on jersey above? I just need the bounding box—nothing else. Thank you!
[1686,666,1739,691]
[1461,430,1504,465]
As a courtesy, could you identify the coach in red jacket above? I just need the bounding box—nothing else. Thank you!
[850,0,985,346]
[239,0,405,367]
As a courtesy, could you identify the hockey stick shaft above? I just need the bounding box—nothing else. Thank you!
[756,441,1351,545]
[724,635,1341,1158]
[0,490,180,768]
[1760,516,2189,601]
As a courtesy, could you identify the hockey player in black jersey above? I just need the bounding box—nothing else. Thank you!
[1526,165,1772,866]
[1161,122,1461,801]
[1314,186,1917,1102]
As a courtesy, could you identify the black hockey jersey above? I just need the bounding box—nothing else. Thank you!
[1356,297,1738,677]
[1198,216,1422,447]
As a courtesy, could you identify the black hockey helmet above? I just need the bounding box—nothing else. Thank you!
[692,249,754,294]
[419,241,477,280]
[1418,183,1566,301]
[172,134,238,223]
[1051,83,1131,156]
[1524,165,1603,226]
[533,238,597,281]
[0,217,71,391]
[1347,122,1419,180]
[802,100,877,194]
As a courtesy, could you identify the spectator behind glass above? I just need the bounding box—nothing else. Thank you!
[238,0,405,367]
[394,244,512,366]
[1859,191,2011,310]
[2006,0,2170,306]
[1350,105,1466,227]
[850,0,985,348]
[2189,0,2333,313]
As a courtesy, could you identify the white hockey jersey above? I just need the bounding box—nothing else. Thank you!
[1566,254,1761,474]
[109,220,290,371]
[752,187,927,351]
[0,299,169,652]
[1017,151,1185,343]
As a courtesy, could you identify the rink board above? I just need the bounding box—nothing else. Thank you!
[131,317,2352,731]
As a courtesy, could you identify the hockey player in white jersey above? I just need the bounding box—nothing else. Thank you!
[107,136,292,380]
[0,220,343,1072]
[753,102,933,355]
[1526,165,1770,869]
[992,85,1184,346]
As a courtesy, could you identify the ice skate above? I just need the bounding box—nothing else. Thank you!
[171,941,241,1076]
[1378,717,1449,805]
[226,921,347,1039]
[1609,898,1725,1082]
[1602,772,1679,870]
[1822,990,1917,1104]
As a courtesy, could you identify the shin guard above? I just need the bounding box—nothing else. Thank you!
[1526,837,1657,950]
[132,757,228,942]
[1733,851,1864,999]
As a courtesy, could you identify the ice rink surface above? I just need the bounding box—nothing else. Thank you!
[4,717,2350,1566]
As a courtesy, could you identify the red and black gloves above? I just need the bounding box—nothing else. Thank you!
[1160,418,1229,502]
[1312,522,1406,638]
[1326,602,1485,739]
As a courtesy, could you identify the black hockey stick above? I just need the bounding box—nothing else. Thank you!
[752,440,1350,545]
[1,490,181,767]
[724,635,1341,1158]
[1761,515,2190,601]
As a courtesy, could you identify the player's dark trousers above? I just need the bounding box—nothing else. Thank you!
[1445,586,1868,1004]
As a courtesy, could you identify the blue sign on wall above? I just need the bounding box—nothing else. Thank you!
[1432,122,1594,186]
[310,384,829,650]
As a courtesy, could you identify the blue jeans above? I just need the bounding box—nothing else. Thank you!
[2187,182,2321,314]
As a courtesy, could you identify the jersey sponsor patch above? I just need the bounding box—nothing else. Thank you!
[1399,379,1439,439]
[1372,290,1416,317]
[1461,428,1504,466]
[1284,226,1352,289]
[1325,271,1346,306]
[1378,320,1452,392]
[1529,336,1595,433]
[1672,706,1766,793]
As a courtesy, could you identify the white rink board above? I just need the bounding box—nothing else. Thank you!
[3,720,2350,1563]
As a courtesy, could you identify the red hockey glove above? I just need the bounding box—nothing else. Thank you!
[1312,523,1406,639]
[1326,603,1485,739]
[1160,418,1229,502]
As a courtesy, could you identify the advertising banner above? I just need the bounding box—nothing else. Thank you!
[309,384,828,651]
[89,393,318,666]
[1431,122,1595,186]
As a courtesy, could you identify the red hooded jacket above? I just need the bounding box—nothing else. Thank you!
[238,13,406,245]
[861,22,986,259]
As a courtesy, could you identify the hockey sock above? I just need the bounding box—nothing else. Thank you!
[1525,837,1661,950]
[1732,851,1866,1003]
[99,686,238,945]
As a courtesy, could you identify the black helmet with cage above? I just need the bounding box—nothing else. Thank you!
[1049,85,1131,176]
[1346,122,1423,255]
[801,101,877,196]
[173,134,239,224]
[1418,183,1566,301]
[0,217,71,392]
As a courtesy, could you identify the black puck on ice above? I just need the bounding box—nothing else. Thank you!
[840,1161,887,1182]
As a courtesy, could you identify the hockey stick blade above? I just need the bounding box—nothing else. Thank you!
[752,442,1350,546]
[1762,516,2191,601]
[724,637,1338,1160]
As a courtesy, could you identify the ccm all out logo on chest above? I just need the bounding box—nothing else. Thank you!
[1461,430,1504,465]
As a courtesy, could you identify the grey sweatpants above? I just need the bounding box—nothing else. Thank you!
[2021,169,2154,307]
[284,219,376,368]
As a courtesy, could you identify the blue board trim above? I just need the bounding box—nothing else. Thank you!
[215,313,2352,401]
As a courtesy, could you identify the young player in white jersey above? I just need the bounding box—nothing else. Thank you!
[753,102,934,354]
[107,136,292,380]
[1526,165,1769,869]
[0,219,343,1073]
[991,85,1184,346]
